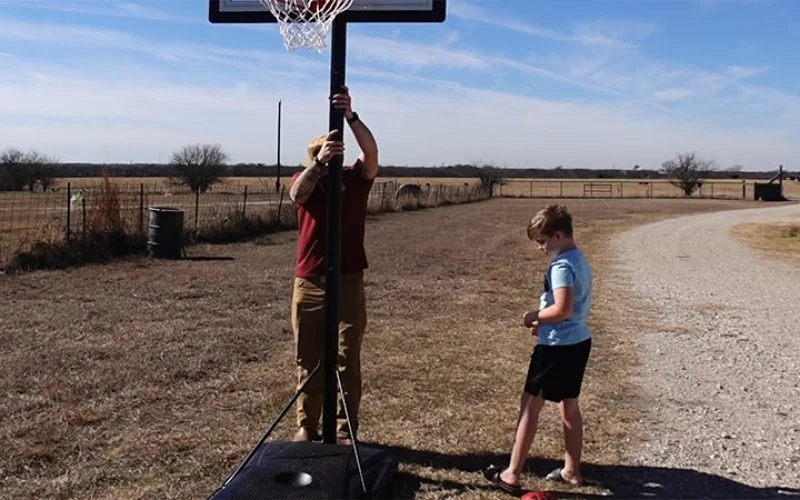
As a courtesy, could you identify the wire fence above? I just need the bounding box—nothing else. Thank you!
[0,179,490,269]
[496,179,754,200]
[3,176,778,270]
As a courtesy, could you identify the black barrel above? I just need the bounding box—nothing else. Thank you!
[147,207,184,259]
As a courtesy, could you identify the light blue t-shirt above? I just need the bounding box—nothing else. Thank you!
[538,248,593,346]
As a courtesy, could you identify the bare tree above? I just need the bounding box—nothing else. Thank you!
[36,158,59,192]
[23,150,59,192]
[1,148,60,191]
[661,152,714,197]
[0,148,28,191]
[477,167,504,197]
[169,143,229,193]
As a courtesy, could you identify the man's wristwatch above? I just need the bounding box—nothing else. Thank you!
[313,156,326,168]
[347,112,360,124]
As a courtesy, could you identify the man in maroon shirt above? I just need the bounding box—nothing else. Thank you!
[288,85,378,445]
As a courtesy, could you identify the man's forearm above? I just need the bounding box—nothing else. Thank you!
[348,115,379,178]
[289,163,324,204]
[349,118,378,157]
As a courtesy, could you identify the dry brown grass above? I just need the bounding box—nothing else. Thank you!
[52,176,793,200]
[729,221,800,265]
[53,176,478,191]
[0,197,764,499]
[498,178,759,200]
[783,180,800,200]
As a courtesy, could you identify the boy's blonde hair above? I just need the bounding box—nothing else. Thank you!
[306,133,328,166]
[527,204,573,240]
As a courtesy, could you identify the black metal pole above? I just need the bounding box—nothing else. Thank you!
[276,100,282,193]
[322,18,347,445]
[66,182,71,240]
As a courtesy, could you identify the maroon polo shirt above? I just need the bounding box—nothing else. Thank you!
[292,161,374,278]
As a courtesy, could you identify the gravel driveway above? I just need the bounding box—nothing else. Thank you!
[612,202,800,498]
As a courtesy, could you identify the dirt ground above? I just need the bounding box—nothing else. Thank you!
[0,197,765,499]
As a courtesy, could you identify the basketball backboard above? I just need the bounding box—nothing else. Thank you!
[209,0,446,24]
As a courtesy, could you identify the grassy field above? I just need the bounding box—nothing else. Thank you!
[42,175,800,199]
[500,178,800,200]
[0,197,767,499]
[47,175,800,198]
[730,221,800,264]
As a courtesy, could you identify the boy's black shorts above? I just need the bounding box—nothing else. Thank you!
[524,338,592,402]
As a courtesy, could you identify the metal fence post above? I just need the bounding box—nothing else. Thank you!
[243,185,248,219]
[195,189,200,231]
[66,182,71,240]
[82,198,87,239]
[139,183,144,237]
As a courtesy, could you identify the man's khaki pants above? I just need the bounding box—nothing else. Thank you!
[291,272,366,440]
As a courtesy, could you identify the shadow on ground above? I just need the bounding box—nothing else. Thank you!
[367,444,800,499]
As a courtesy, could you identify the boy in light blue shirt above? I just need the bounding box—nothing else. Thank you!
[484,204,593,495]
[537,241,593,346]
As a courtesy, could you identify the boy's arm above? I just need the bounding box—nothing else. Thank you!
[525,263,575,325]
[537,287,574,323]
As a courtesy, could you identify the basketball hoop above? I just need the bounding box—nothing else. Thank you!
[258,0,354,52]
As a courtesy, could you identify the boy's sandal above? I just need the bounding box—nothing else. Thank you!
[545,467,583,486]
[483,465,524,496]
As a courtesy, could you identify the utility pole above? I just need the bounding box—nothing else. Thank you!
[276,100,282,193]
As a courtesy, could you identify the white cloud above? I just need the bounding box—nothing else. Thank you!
[0,0,196,23]
[536,45,771,113]
[652,88,696,102]
[0,59,796,171]
[0,17,326,78]
[348,34,490,71]
[449,1,639,48]
[347,34,619,95]
[0,9,797,171]
[572,19,658,45]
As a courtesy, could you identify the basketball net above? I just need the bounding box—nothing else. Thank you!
[258,0,354,52]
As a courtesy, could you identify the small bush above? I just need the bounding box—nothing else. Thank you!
[9,230,144,272]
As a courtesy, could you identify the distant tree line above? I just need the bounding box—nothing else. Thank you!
[2,143,794,195]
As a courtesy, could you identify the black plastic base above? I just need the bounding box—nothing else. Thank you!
[208,441,398,500]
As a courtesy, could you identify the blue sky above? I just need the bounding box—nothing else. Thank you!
[0,0,798,170]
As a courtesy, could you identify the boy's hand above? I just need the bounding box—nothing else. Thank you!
[522,310,538,328]
[529,321,539,338]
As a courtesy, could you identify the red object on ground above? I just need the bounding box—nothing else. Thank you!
[521,491,558,500]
